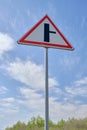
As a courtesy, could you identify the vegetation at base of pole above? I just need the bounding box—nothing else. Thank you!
[5,116,87,130]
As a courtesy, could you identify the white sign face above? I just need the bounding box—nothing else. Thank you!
[18,15,73,50]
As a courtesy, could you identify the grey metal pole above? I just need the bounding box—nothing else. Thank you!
[44,47,49,130]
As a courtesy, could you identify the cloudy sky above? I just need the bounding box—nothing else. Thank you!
[0,0,87,129]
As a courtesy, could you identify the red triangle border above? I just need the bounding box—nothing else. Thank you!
[18,15,74,50]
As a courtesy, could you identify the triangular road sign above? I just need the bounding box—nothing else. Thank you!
[18,15,73,50]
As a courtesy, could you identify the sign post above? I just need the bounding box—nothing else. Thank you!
[17,14,74,130]
[45,47,49,130]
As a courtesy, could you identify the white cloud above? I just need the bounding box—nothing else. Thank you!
[5,59,58,90]
[0,32,14,58]
[0,86,8,94]
[0,97,19,115]
[20,87,42,99]
[1,86,87,129]
[50,102,87,122]
[74,77,87,86]
[66,86,87,96]
[19,87,44,114]
[18,87,87,122]
[2,97,15,102]
[65,77,87,97]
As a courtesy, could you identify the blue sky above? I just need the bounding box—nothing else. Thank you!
[0,0,87,129]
